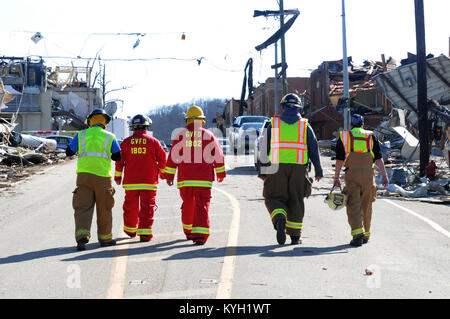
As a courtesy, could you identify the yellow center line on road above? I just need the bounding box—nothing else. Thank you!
[383,199,450,238]
[105,234,131,299]
[213,186,241,299]
[105,187,240,299]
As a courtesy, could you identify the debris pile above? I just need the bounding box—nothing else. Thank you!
[0,120,69,188]
[376,162,450,203]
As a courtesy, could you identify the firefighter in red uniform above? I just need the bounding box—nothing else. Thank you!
[114,114,167,242]
[163,106,226,245]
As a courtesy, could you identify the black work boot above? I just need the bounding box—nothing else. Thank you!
[350,235,364,247]
[76,237,88,251]
[192,237,205,245]
[290,235,301,245]
[100,239,117,247]
[276,219,286,245]
[140,235,152,242]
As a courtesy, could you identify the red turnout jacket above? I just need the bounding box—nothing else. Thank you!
[163,123,226,188]
[115,130,167,191]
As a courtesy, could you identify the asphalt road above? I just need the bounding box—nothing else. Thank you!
[0,154,449,300]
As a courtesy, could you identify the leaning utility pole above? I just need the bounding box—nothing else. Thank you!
[279,0,288,95]
[254,5,299,114]
[415,0,429,176]
[341,0,351,131]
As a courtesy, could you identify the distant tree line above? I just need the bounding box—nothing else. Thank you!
[147,98,227,144]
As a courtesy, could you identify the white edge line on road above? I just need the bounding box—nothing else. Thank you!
[383,199,450,238]
[212,186,241,299]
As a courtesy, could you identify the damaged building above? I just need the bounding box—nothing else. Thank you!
[305,56,397,139]
[0,56,102,132]
[0,56,107,187]
[219,55,399,140]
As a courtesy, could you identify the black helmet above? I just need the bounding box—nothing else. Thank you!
[280,93,303,109]
[351,114,364,127]
[86,108,111,125]
[129,114,152,130]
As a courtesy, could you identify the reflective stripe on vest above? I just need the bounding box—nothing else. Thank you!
[270,116,308,164]
[76,127,114,177]
[340,127,374,164]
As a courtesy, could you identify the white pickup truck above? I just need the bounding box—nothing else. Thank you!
[228,115,269,153]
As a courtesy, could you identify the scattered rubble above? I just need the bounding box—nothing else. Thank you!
[0,119,70,189]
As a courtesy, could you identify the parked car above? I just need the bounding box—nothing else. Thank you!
[229,115,269,153]
[235,122,265,154]
[159,140,169,152]
[253,119,271,171]
[216,137,231,154]
[43,135,73,150]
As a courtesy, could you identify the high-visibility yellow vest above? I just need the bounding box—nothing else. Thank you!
[269,116,308,164]
[76,126,114,177]
[339,127,374,164]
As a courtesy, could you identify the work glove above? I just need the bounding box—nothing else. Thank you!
[114,176,122,185]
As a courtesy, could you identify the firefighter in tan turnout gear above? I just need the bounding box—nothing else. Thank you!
[333,114,389,247]
[66,108,122,251]
[259,94,323,245]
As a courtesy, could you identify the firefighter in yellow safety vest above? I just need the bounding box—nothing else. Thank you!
[66,108,122,251]
[333,114,389,247]
[259,93,323,245]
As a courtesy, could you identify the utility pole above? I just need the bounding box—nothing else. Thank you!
[279,0,288,95]
[341,0,351,131]
[415,0,429,176]
[254,5,299,106]
[274,41,279,114]
[102,63,106,109]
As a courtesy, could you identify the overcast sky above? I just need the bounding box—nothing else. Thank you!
[0,0,449,118]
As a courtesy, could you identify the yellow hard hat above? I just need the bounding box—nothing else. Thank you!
[324,186,347,210]
[185,105,205,119]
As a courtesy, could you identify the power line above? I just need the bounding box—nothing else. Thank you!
[25,54,244,73]
[27,54,200,62]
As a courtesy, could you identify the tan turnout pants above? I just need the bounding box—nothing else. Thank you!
[72,172,115,243]
[263,163,312,237]
[343,153,377,240]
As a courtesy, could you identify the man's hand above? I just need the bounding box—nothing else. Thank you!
[217,177,224,183]
[381,174,389,188]
[114,177,122,185]
[166,179,174,186]
[333,176,341,187]
[315,176,322,182]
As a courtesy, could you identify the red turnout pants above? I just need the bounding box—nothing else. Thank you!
[179,187,212,243]
[123,190,157,239]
